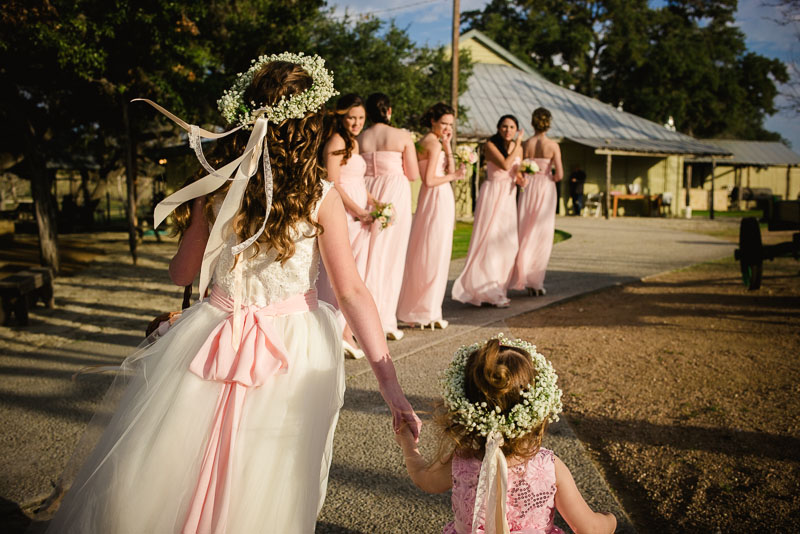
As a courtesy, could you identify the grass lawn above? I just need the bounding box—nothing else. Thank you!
[451,221,570,260]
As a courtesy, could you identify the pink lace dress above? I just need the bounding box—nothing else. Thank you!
[444,448,565,534]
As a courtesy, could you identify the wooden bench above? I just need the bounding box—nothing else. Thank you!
[0,267,55,325]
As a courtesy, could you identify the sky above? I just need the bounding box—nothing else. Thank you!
[327,0,800,149]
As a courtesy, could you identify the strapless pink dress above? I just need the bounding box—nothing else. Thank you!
[317,154,370,309]
[452,158,520,306]
[362,151,413,333]
[510,158,556,291]
[397,152,454,325]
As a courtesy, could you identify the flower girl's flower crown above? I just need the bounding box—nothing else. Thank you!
[441,334,563,442]
[217,52,338,128]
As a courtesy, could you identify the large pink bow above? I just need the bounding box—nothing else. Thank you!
[182,286,318,534]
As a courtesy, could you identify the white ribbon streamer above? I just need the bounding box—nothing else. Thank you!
[472,432,511,534]
[134,99,273,301]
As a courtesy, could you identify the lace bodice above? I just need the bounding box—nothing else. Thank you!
[211,181,334,306]
[444,448,563,534]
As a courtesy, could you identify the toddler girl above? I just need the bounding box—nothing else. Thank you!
[395,335,616,534]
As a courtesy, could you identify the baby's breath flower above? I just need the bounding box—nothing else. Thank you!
[440,334,563,443]
[217,52,338,128]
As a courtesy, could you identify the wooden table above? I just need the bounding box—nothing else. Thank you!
[611,192,662,217]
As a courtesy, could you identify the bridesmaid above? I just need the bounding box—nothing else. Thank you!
[397,103,465,330]
[451,114,524,308]
[359,92,420,340]
[510,107,564,295]
[318,93,373,358]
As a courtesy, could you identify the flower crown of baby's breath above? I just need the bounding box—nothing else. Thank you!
[441,334,563,441]
[217,52,338,128]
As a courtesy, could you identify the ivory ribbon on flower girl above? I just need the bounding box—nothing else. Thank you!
[472,431,512,534]
[134,98,274,302]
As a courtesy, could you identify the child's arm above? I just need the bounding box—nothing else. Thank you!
[553,456,616,534]
[394,425,452,494]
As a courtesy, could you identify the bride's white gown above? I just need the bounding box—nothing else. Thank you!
[46,183,344,534]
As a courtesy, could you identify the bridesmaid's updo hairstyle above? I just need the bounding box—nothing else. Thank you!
[420,102,455,129]
[435,339,546,460]
[487,114,520,158]
[366,92,392,124]
[531,107,552,133]
[324,93,365,165]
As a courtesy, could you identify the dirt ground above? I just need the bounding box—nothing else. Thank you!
[507,254,800,533]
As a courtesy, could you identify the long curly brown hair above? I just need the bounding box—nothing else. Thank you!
[323,93,364,165]
[435,339,548,462]
[172,60,327,263]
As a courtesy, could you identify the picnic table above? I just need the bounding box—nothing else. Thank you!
[610,191,663,217]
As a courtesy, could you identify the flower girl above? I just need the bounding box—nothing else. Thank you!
[43,53,420,534]
[395,335,616,534]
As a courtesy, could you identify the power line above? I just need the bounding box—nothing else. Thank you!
[330,0,446,20]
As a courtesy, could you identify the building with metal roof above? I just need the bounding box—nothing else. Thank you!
[456,29,733,216]
[690,140,800,206]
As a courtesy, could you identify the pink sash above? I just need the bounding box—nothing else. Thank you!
[182,285,318,534]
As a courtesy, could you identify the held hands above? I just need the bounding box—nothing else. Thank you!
[356,210,374,226]
[382,385,422,441]
[515,172,529,188]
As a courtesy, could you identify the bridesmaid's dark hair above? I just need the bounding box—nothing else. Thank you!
[366,92,391,124]
[324,93,365,165]
[420,102,455,129]
[487,114,520,158]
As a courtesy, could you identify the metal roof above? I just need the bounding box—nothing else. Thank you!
[460,62,730,156]
[694,139,800,165]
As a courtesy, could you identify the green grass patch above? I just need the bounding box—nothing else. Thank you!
[451,222,571,260]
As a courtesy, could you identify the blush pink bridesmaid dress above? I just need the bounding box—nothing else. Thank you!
[362,151,413,335]
[397,152,453,325]
[510,158,555,292]
[317,153,370,307]
[452,158,520,307]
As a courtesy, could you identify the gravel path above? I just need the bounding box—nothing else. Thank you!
[0,216,739,532]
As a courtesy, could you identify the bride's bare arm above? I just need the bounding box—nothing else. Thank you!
[317,189,421,439]
[169,196,209,286]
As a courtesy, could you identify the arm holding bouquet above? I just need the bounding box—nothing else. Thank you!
[318,189,421,439]
[421,132,466,188]
[324,133,373,225]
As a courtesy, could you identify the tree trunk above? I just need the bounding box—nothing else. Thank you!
[23,120,60,274]
[122,99,138,264]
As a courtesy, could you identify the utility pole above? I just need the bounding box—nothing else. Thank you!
[451,0,460,146]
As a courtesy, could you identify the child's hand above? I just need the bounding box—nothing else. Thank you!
[393,421,417,450]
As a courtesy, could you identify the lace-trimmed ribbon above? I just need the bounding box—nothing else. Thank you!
[472,431,511,534]
[133,98,274,302]
[182,285,318,534]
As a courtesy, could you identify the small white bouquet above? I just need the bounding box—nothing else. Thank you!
[520,158,540,175]
[370,201,394,230]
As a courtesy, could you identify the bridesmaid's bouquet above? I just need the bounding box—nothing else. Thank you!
[454,144,478,167]
[520,158,540,175]
[370,201,394,230]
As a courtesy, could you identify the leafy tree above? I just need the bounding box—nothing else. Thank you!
[463,0,788,140]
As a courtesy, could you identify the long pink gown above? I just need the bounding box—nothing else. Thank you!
[452,158,520,306]
[317,154,370,308]
[362,151,413,334]
[510,158,555,291]
[397,152,453,325]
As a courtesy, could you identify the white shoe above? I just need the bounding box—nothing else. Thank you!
[343,340,365,359]
[386,329,404,341]
[432,319,449,330]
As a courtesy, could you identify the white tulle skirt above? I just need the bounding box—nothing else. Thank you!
[44,298,345,534]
